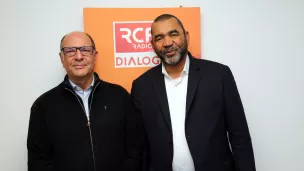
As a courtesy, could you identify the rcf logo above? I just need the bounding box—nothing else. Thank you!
[113,21,160,68]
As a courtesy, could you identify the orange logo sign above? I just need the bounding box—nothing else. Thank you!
[114,21,160,68]
[84,7,201,92]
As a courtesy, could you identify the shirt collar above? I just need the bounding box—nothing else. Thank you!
[162,55,190,77]
[69,75,95,91]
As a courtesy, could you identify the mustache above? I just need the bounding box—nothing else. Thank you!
[162,47,178,53]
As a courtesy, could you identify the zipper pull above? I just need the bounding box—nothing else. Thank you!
[87,119,91,127]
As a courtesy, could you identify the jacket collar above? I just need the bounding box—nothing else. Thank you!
[62,72,101,90]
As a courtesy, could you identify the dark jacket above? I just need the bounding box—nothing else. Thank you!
[27,73,143,171]
[131,53,256,171]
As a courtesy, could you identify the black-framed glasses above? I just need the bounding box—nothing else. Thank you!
[61,46,95,57]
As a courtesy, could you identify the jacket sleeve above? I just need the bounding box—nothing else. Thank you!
[123,87,145,171]
[223,66,256,171]
[27,98,56,171]
[130,80,149,171]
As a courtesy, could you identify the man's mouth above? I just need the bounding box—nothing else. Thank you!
[164,50,177,56]
[73,65,86,69]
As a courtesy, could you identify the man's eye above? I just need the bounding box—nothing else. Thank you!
[155,37,162,41]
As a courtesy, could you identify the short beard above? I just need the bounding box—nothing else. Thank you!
[155,39,188,66]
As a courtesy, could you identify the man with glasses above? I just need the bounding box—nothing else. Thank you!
[27,31,143,171]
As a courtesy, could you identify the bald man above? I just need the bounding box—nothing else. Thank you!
[27,31,143,171]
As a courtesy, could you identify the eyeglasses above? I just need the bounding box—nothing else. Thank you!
[61,46,95,57]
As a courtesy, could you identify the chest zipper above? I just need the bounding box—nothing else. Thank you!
[65,81,100,171]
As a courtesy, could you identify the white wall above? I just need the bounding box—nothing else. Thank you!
[0,0,303,170]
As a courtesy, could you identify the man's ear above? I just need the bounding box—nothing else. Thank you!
[59,52,64,64]
[151,39,155,49]
[93,51,98,64]
[185,30,189,42]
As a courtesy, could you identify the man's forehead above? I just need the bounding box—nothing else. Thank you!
[62,32,91,46]
[151,18,181,34]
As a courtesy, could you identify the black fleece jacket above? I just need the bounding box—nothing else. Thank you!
[27,73,143,171]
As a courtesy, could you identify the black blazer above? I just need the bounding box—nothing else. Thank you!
[131,53,256,171]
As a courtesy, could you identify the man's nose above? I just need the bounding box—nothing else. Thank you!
[74,49,84,60]
[163,36,174,47]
